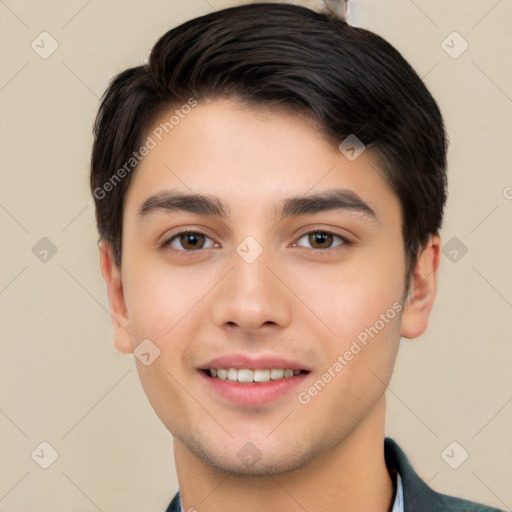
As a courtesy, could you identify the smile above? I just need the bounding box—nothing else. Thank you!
[206,368,306,383]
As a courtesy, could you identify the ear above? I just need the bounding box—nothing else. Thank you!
[99,241,133,354]
[401,235,441,339]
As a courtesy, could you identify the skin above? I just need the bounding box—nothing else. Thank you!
[99,98,440,511]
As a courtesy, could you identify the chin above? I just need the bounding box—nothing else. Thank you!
[185,435,321,477]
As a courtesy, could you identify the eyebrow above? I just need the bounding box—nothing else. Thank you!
[138,188,379,223]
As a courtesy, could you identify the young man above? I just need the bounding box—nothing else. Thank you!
[90,3,503,511]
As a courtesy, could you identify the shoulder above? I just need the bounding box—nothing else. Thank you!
[164,491,181,512]
[385,437,505,512]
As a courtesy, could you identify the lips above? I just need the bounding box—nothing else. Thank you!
[198,354,310,406]
[200,354,311,373]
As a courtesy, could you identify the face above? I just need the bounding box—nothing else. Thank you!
[100,98,438,476]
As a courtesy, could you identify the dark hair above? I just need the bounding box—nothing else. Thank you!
[90,2,448,280]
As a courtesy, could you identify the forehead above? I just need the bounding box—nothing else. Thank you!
[123,98,399,222]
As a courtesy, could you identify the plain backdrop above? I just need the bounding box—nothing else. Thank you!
[1,1,511,511]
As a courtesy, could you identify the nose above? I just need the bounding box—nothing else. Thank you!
[210,246,293,334]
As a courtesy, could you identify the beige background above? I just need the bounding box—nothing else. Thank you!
[1,0,511,510]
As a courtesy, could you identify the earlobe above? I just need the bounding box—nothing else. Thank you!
[98,241,133,354]
[400,235,441,339]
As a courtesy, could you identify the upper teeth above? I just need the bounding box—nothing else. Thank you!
[209,368,301,383]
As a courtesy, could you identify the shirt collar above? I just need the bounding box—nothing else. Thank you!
[392,472,404,512]
[178,471,404,512]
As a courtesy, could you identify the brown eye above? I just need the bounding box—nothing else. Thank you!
[163,231,215,251]
[295,230,346,250]
[309,232,334,249]
[179,232,206,250]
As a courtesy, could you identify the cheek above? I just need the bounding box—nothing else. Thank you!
[124,278,174,342]
[122,256,207,338]
[292,254,405,344]
[291,246,405,407]
[121,258,219,383]
[297,302,402,426]
[122,261,208,430]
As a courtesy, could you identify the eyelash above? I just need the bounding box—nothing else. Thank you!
[159,227,351,253]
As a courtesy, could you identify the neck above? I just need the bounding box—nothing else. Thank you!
[174,398,394,512]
